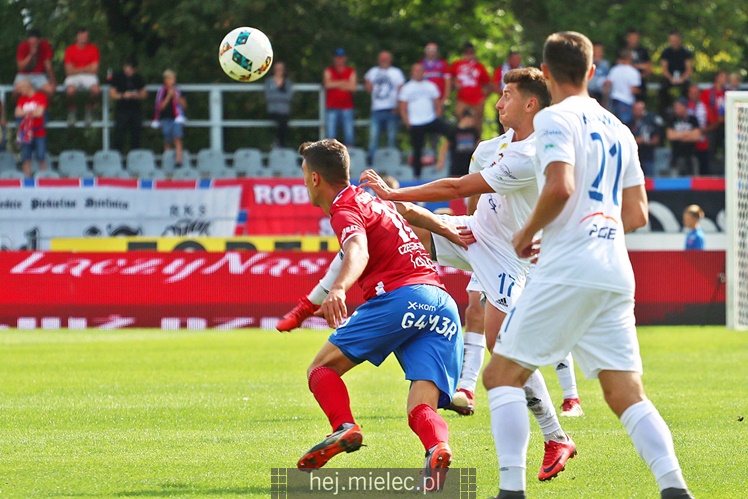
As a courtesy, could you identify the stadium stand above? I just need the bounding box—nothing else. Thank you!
[233,148,266,177]
[126,149,158,178]
[92,150,124,176]
[58,150,90,178]
[267,147,300,177]
[170,165,201,179]
[196,149,227,176]
[161,149,193,172]
[371,147,402,173]
[347,146,368,179]
[35,169,60,179]
[0,170,24,179]
[0,151,17,172]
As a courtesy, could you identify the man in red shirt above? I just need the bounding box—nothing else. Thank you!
[64,27,101,127]
[14,29,56,98]
[421,42,452,103]
[14,79,48,178]
[295,139,464,489]
[450,43,490,134]
[701,70,727,173]
[323,48,357,146]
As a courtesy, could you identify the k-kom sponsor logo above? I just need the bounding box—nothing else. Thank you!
[10,251,334,283]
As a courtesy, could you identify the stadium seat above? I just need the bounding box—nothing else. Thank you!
[161,149,193,172]
[233,147,268,177]
[126,149,157,178]
[0,151,17,172]
[139,168,167,180]
[214,167,237,179]
[268,147,300,177]
[390,164,415,181]
[654,147,672,177]
[348,147,368,180]
[0,169,24,179]
[92,150,124,176]
[58,150,90,178]
[196,149,227,175]
[170,166,201,179]
[34,169,60,179]
[372,147,402,172]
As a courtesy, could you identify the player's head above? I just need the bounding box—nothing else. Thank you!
[496,67,551,129]
[541,31,594,88]
[298,139,350,206]
[683,204,704,229]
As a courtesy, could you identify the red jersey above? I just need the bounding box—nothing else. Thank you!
[701,87,725,125]
[64,43,100,69]
[325,66,355,110]
[17,40,53,73]
[451,59,490,105]
[330,185,444,300]
[420,57,451,98]
[16,92,48,138]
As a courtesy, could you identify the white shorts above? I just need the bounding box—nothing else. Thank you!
[433,215,527,313]
[465,273,484,293]
[14,73,50,90]
[494,281,643,379]
[64,74,99,90]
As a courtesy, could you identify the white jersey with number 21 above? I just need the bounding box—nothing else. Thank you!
[532,96,645,295]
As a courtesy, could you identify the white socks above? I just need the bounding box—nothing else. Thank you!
[459,332,486,392]
[488,386,529,493]
[307,251,344,305]
[524,370,565,443]
[621,400,688,491]
[555,353,579,399]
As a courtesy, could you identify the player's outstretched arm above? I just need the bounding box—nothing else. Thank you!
[359,169,493,202]
[513,161,574,258]
[320,236,369,329]
[621,184,648,233]
[395,202,468,250]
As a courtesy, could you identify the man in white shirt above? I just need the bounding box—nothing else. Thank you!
[364,51,406,164]
[605,49,641,125]
[398,62,451,178]
[484,31,692,499]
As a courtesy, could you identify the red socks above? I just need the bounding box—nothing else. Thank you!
[308,366,355,431]
[408,403,449,451]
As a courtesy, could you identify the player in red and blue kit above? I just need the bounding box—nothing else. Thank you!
[295,139,464,486]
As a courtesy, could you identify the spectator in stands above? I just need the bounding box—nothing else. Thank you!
[701,70,727,173]
[421,43,452,103]
[109,57,147,154]
[622,28,652,102]
[14,78,48,178]
[666,97,700,175]
[64,27,101,127]
[399,62,450,178]
[683,204,705,250]
[727,72,743,91]
[589,43,611,105]
[0,102,6,153]
[437,110,479,177]
[152,69,187,168]
[491,51,523,132]
[686,84,710,175]
[658,30,693,115]
[323,48,356,146]
[14,28,56,98]
[450,43,490,133]
[605,49,641,124]
[628,100,663,177]
[364,51,406,164]
[264,61,293,148]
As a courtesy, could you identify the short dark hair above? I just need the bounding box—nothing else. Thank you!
[503,67,552,110]
[462,42,475,52]
[27,28,41,38]
[542,31,593,86]
[298,139,350,185]
[77,26,88,34]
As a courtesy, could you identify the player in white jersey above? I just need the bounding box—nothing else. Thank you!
[484,32,693,499]
[467,129,584,418]
[361,67,576,482]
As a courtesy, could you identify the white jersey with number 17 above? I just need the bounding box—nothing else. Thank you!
[532,96,645,295]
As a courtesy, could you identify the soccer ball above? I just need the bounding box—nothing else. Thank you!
[218,27,273,82]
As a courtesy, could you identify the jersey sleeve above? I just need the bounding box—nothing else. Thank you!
[364,67,375,82]
[480,149,537,194]
[330,206,367,248]
[533,109,576,173]
[398,83,410,102]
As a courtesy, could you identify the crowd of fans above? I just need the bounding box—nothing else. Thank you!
[3,27,745,179]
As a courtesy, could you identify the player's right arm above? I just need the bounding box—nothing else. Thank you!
[360,169,494,202]
[621,184,648,233]
[321,235,369,329]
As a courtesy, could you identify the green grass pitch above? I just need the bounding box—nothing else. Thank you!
[0,326,746,498]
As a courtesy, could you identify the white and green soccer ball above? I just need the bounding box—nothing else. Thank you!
[218,27,273,82]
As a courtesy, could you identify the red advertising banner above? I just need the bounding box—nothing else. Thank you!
[0,250,725,330]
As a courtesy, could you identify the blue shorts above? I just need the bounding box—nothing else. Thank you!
[20,137,46,162]
[330,284,463,408]
[161,119,184,142]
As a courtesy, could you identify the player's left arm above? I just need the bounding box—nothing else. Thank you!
[394,202,468,249]
[321,235,369,329]
[513,161,574,258]
[621,184,648,233]
[360,168,493,202]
